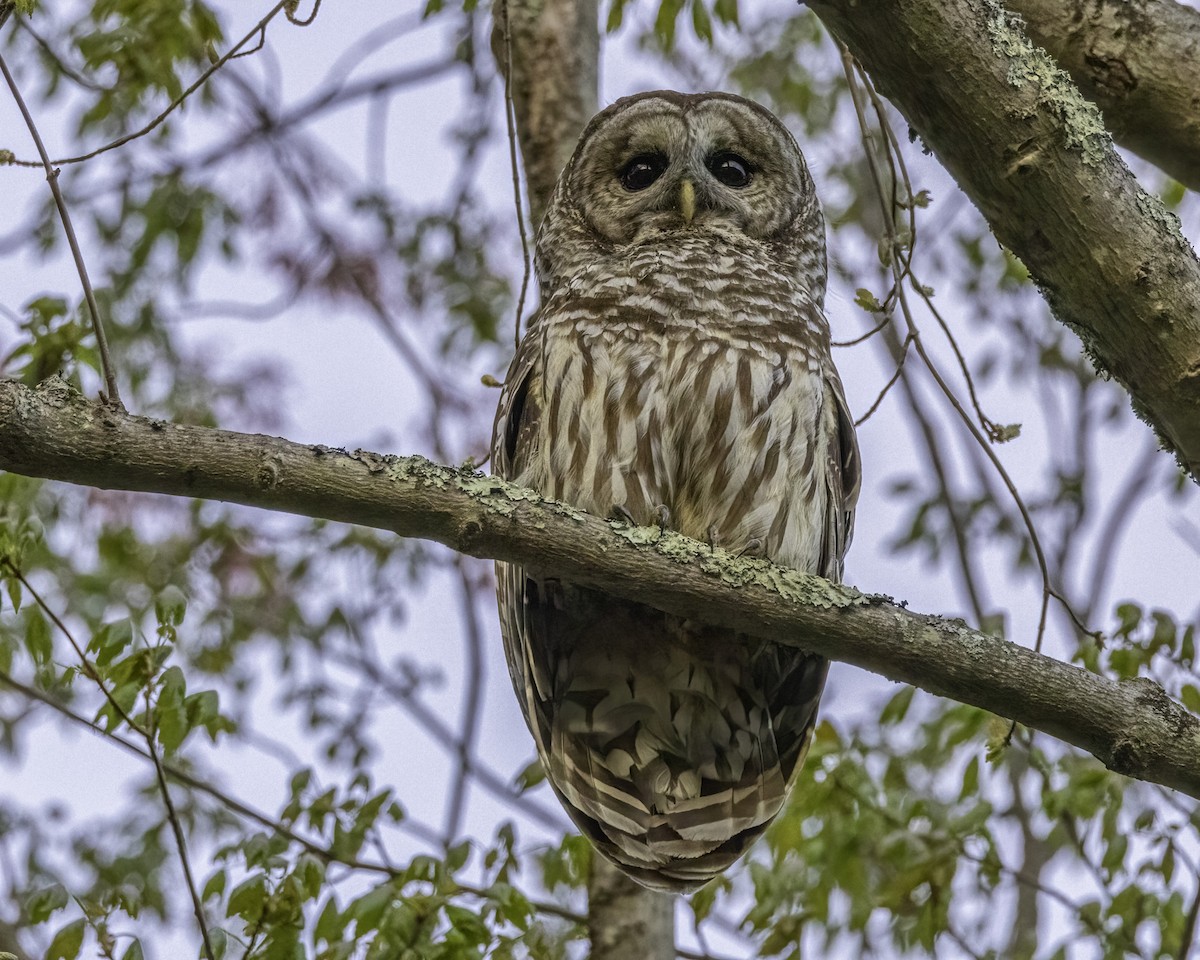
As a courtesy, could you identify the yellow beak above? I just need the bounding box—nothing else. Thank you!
[680,179,695,223]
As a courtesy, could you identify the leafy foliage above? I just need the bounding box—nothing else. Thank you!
[0,1,1197,959]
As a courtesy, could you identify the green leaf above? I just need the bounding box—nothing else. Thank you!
[653,0,686,48]
[226,875,267,923]
[24,607,52,665]
[314,895,345,943]
[713,0,738,25]
[25,883,69,923]
[155,584,188,630]
[296,853,325,898]
[202,869,227,902]
[1182,685,1200,714]
[120,940,145,960]
[690,877,722,923]
[691,0,713,44]
[879,686,915,725]
[88,619,134,667]
[46,919,85,960]
[446,839,471,873]
[959,755,980,800]
[156,665,189,752]
[989,422,1022,443]
[488,882,532,931]
[854,288,883,313]
[348,882,395,929]
[512,757,545,793]
[606,0,630,32]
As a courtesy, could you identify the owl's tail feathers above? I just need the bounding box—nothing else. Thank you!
[545,655,826,894]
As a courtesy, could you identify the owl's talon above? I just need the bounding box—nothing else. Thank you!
[707,524,720,553]
[654,504,671,533]
[611,504,637,526]
[737,538,764,558]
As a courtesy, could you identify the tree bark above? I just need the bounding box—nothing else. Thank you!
[492,0,599,229]
[587,858,674,960]
[3,377,1200,800]
[806,0,1200,481]
[1006,0,1200,192]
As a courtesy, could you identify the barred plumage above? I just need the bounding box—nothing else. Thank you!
[492,91,860,893]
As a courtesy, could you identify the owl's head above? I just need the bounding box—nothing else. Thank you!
[546,91,822,251]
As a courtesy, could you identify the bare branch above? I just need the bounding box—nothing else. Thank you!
[0,53,121,406]
[3,377,1200,798]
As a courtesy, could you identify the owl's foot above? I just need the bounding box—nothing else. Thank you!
[611,504,637,526]
[707,524,720,553]
[654,504,671,533]
[737,537,764,558]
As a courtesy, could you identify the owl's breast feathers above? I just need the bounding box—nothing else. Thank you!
[492,233,859,893]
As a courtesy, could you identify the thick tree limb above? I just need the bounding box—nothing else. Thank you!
[587,859,673,960]
[1006,0,1200,192]
[806,0,1200,481]
[492,0,598,228]
[3,377,1200,798]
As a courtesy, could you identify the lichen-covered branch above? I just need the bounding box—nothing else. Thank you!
[1006,0,1200,192]
[4,377,1200,798]
[807,0,1200,481]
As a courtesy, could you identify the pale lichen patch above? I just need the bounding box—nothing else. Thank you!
[984,0,1110,164]
[623,528,870,610]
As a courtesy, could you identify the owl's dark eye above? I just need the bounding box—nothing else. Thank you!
[708,152,752,188]
[619,153,668,191]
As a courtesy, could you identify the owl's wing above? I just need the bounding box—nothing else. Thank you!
[820,368,861,583]
[489,323,566,774]
[491,325,544,482]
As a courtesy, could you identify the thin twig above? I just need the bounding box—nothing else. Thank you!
[1083,437,1160,616]
[443,557,488,845]
[832,312,891,348]
[501,0,532,351]
[145,689,217,960]
[0,52,121,406]
[5,1,293,168]
[842,50,1062,659]
[17,19,105,92]
[343,644,569,832]
[284,0,322,27]
[854,332,913,427]
[884,321,991,626]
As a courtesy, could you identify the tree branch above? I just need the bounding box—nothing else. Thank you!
[492,0,598,228]
[806,0,1200,481]
[3,377,1199,798]
[1005,0,1200,192]
[587,858,674,960]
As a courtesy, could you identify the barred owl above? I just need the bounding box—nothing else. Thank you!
[492,91,860,893]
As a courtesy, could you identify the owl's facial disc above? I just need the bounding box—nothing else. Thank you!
[567,93,811,247]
